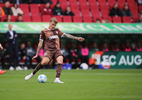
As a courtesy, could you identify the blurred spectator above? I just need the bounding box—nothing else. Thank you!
[4,14,12,22]
[68,43,79,68]
[12,0,23,5]
[64,6,74,16]
[19,43,28,70]
[134,41,142,51]
[78,41,89,64]
[101,42,109,51]
[90,41,99,52]
[96,19,101,23]
[138,0,142,5]
[42,2,52,15]
[11,3,23,16]
[26,41,36,69]
[0,7,5,16]
[32,0,41,3]
[121,5,133,18]
[41,0,52,4]
[0,42,9,69]
[124,41,131,51]
[102,19,111,23]
[22,0,32,4]
[135,14,142,23]
[52,2,63,16]
[0,0,11,3]
[6,24,22,70]
[16,14,23,22]
[109,4,122,17]
[60,42,69,63]
[3,1,13,15]
[112,42,120,51]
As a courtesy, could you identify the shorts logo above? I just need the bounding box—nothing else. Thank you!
[44,53,47,55]
[56,31,58,34]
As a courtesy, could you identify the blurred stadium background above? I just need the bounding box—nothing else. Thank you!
[0,0,142,69]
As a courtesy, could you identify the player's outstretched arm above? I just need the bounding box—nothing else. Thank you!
[0,43,3,50]
[62,33,85,42]
[32,40,43,59]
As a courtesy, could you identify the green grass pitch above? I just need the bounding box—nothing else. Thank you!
[0,69,142,100]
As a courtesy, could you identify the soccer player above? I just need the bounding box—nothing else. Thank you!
[25,18,84,83]
[0,43,6,75]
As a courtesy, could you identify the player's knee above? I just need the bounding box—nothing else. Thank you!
[41,61,48,66]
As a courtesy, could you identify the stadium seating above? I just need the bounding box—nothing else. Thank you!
[69,0,78,6]
[22,16,31,22]
[88,0,97,6]
[107,0,116,9]
[103,16,112,22]
[117,0,126,6]
[11,16,18,22]
[0,0,141,23]
[42,15,51,22]
[83,16,92,23]
[100,5,109,11]
[90,5,99,11]
[30,4,40,16]
[139,5,142,13]
[101,9,110,18]
[81,9,90,17]
[63,16,72,22]
[61,4,68,11]
[126,0,136,6]
[91,9,100,17]
[32,16,42,22]
[73,16,82,22]
[0,3,5,7]
[20,5,30,16]
[122,16,131,23]
[112,17,122,23]
[71,5,80,16]
[93,16,102,22]
[1,15,7,22]
[80,5,89,11]
[59,0,68,5]
[78,0,87,6]
[98,0,107,6]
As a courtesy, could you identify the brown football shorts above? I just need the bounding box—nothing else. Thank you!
[43,49,63,60]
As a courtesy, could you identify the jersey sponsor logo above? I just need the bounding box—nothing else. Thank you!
[44,53,47,56]
[56,31,58,34]
[49,35,58,40]
[40,35,42,38]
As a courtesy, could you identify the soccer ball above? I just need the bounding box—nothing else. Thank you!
[37,74,47,83]
[80,63,88,70]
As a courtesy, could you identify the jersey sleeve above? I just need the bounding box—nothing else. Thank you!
[39,31,45,41]
[58,29,65,37]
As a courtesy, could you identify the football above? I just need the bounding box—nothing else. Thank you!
[80,63,88,70]
[37,74,47,83]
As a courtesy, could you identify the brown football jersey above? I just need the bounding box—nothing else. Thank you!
[39,28,64,51]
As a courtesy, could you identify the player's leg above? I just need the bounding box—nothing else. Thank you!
[54,56,64,83]
[25,57,50,81]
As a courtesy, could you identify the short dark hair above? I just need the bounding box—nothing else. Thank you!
[96,19,100,21]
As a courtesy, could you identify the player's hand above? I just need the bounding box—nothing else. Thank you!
[32,55,38,60]
[0,46,3,50]
[15,34,17,37]
[78,37,85,42]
